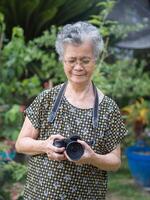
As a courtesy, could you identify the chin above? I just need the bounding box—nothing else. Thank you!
[70,76,89,84]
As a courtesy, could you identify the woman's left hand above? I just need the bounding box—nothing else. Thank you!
[64,140,95,165]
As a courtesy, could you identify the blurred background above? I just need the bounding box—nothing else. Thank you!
[0,0,150,199]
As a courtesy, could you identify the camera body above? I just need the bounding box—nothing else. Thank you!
[53,135,84,161]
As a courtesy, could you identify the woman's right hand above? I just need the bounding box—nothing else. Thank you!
[44,134,66,161]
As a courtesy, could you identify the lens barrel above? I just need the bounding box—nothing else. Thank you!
[66,141,84,160]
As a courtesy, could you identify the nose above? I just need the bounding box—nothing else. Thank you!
[74,61,83,70]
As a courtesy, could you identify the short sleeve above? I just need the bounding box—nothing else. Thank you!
[104,101,128,153]
[24,92,44,129]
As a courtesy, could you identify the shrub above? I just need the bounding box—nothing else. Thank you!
[93,59,150,107]
[0,26,65,106]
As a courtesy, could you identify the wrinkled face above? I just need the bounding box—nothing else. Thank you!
[63,41,96,85]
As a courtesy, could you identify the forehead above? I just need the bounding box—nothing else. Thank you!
[63,41,94,58]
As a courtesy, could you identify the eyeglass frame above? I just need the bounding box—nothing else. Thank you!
[63,57,96,67]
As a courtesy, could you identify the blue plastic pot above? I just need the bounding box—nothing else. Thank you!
[125,145,150,189]
[0,150,16,161]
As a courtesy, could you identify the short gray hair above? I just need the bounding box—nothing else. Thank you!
[55,21,104,61]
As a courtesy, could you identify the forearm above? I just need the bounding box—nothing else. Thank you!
[91,152,121,171]
[15,137,46,155]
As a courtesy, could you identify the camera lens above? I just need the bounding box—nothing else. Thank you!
[53,139,66,148]
[66,141,84,161]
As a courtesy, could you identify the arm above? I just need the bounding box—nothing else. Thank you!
[65,140,121,171]
[15,116,44,155]
[15,116,66,161]
[90,145,121,171]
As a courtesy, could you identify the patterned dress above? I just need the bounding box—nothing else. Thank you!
[23,84,127,200]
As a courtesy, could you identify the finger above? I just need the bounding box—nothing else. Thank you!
[77,140,90,149]
[52,152,66,161]
[50,144,65,153]
[47,151,66,161]
[64,151,73,162]
[49,134,65,140]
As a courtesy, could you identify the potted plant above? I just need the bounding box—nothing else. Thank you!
[122,98,150,190]
[0,138,16,162]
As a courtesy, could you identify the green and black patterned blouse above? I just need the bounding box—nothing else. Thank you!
[23,84,127,200]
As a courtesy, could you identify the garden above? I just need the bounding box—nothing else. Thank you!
[0,0,150,199]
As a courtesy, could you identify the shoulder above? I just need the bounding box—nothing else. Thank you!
[100,94,120,114]
[38,84,63,99]
[104,96,118,107]
[96,88,118,110]
[32,83,64,105]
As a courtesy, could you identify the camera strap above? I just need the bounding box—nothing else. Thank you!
[48,82,99,129]
[92,82,99,129]
[48,83,67,123]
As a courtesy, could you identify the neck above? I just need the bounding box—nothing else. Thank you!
[64,81,95,108]
[67,81,92,94]
[65,81,94,102]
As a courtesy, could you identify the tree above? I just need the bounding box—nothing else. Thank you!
[0,0,100,40]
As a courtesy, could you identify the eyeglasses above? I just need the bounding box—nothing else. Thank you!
[64,57,95,67]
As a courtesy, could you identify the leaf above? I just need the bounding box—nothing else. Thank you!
[36,8,58,33]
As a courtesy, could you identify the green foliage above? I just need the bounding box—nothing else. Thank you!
[0,142,10,151]
[90,0,116,29]
[0,0,100,40]
[0,189,10,200]
[0,12,5,51]
[3,161,27,182]
[0,27,40,105]
[4,105,20,124]
[90,0,146,48]
[0,26,66,106]
[93,59,150,106]
[0,12,5,34]
[0,25,66,140]
[0,161,27,199]
[90,0,116,38]
[89,1,150,107]
[27,26,65,84]
[0,104,22,140]
[122,98,150,145]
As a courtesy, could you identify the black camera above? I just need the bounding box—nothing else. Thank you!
[53,135,84,161]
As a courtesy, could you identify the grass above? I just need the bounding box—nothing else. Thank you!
[106,156,150,200]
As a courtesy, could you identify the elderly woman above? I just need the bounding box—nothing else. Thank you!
[16,21,127,200]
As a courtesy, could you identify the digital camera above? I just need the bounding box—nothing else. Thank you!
[53,135,84,161]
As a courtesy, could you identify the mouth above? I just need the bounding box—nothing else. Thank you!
[72,74,85,76]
